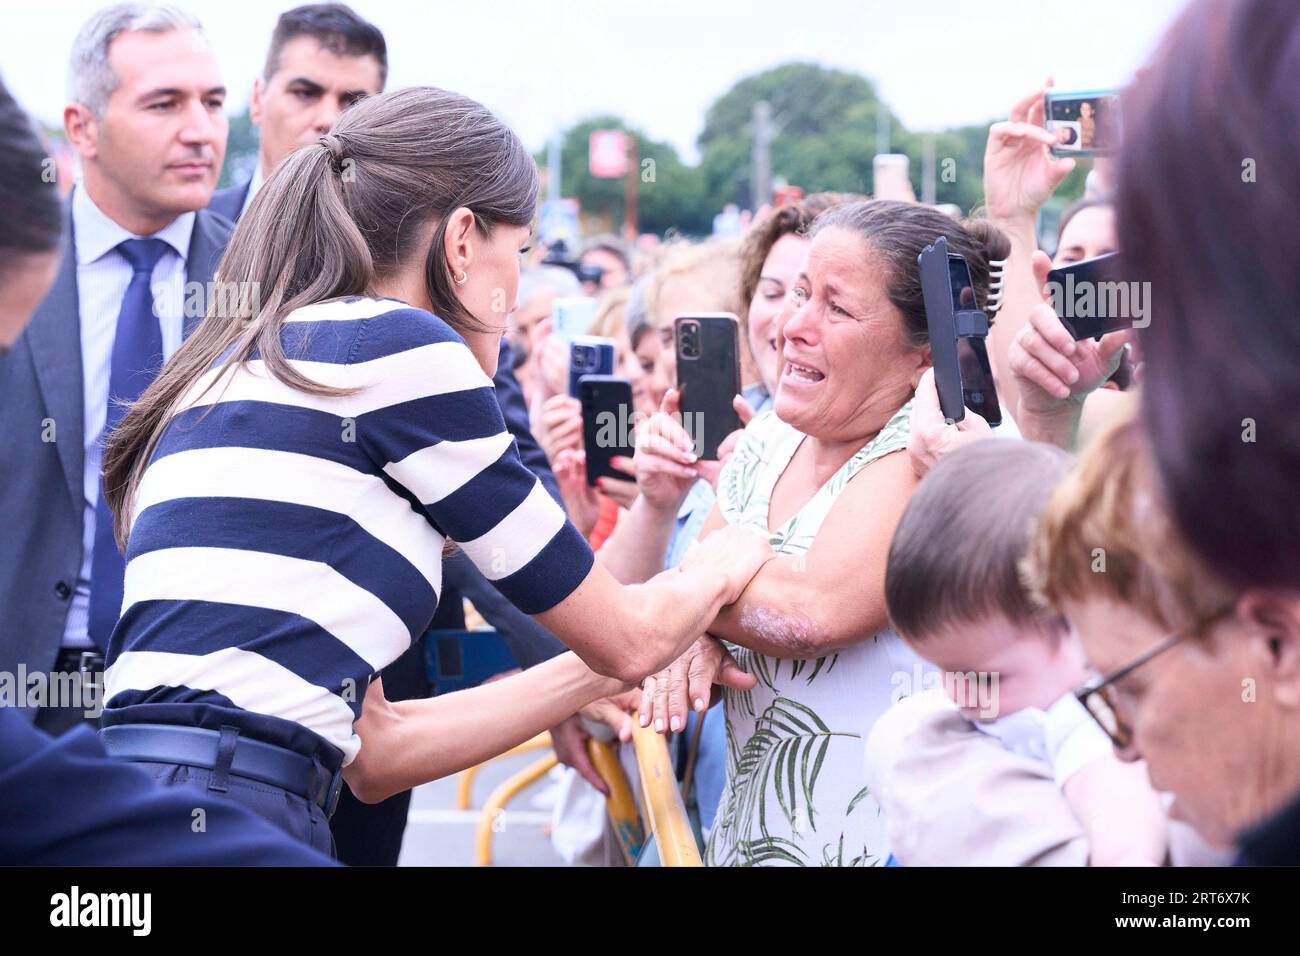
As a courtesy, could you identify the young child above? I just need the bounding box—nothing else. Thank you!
[864,439,1169,866]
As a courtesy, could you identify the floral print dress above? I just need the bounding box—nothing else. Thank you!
[704,403,928,867]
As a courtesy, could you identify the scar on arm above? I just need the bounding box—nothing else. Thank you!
[736,602,829,659]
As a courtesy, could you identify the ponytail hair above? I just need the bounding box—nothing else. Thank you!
[103,86,539,547]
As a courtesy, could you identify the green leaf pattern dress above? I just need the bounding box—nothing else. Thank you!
[703,402,926,867]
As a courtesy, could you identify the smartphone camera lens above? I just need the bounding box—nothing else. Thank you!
[680,322,700,359]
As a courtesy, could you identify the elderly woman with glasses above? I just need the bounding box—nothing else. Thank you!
[1027,416,1300,864]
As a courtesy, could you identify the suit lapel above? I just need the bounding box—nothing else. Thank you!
[22,207,232,510]
[183,209,232,339]
[24,207,85,511]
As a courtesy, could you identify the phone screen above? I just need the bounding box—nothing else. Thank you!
[948,255,1002,427]
[956,337,1001,426]
[949,257,978,313]
[551,296,598,340]
[1047,252,1138,341]
[1046,91,1122,155]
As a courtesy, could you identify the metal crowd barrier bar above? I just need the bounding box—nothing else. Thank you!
[629,717,703,867]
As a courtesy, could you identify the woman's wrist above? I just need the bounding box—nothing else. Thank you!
[988,208,1037,227]
[1017,399,1084,450]
[678,564,732,608]
[565,650,631,700]
[989,212,1038,250]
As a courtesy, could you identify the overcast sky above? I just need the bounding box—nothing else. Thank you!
[4,0,1188,162]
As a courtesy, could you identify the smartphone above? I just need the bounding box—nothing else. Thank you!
[579,375,635,486]
[674,313,742,460]
[948,256,1002,427]
[551,296,598,340]
[568,335,616,398]
[918,236,1002,427]
[1047,252,1139,341]
[1045,89,1122,157]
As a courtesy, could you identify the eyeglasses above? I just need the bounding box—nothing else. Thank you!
[1074,632,1184,750]
[1077,603,1238,750]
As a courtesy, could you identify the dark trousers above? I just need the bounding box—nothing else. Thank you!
[330,631,433,866]
[34,704,99,736]
[136,761,336,857]
[34,651,106,735]
[331,557,565,866]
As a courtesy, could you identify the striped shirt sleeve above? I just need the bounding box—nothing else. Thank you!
[355,309,594,614]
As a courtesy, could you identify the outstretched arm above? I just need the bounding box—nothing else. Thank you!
[693,449,918,660]
[345,656,623,803]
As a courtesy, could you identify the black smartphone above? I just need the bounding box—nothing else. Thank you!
[948,256,1002,427]
[1045,88,1122,157]
[579,375,635,486]
[1046,252,1139,341]
[674,313,742,460]
[568,336,616,398]
[918,236,1002,427]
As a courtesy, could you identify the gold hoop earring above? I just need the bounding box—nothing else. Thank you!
[454,270,468,286]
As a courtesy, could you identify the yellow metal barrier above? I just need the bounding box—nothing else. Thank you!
[474,753,558,867]
[630,717,703,867]
[465,721,705,867]
[457,732,551,810]
[587,738,644,865]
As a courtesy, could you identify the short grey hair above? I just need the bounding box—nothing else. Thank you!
[517,265,580,308]
[68,4,204,116]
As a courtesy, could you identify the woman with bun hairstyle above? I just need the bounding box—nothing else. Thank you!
[639,200,1012,866]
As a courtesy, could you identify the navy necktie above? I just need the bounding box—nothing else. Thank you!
[87,238,170,651]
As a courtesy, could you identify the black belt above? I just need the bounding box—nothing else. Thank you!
[101,723,344,817]
[53,648,105,674]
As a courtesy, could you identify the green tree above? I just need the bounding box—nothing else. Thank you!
[545,63,1090,237]
[696,62,902,209]
[218,109,259,189]
[537,115,710,236]
[697,61,1087,221]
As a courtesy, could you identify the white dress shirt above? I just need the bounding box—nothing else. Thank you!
[63,184,194,649]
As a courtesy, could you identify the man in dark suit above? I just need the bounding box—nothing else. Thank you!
[210,4,385,221]
[0,5,232,735]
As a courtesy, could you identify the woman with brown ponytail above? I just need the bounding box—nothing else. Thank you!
[96,86,773,854]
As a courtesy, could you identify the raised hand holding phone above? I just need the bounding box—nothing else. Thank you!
[984,81,1077,223]
[1009,250,1127,418]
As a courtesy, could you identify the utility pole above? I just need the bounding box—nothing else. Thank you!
[623,134,639,240]
[875,106,890,157]
[752,100,773,211]
[547,131,562,203]
[922,135,936,205]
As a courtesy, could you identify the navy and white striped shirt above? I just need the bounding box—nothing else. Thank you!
[102,297,594,767]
